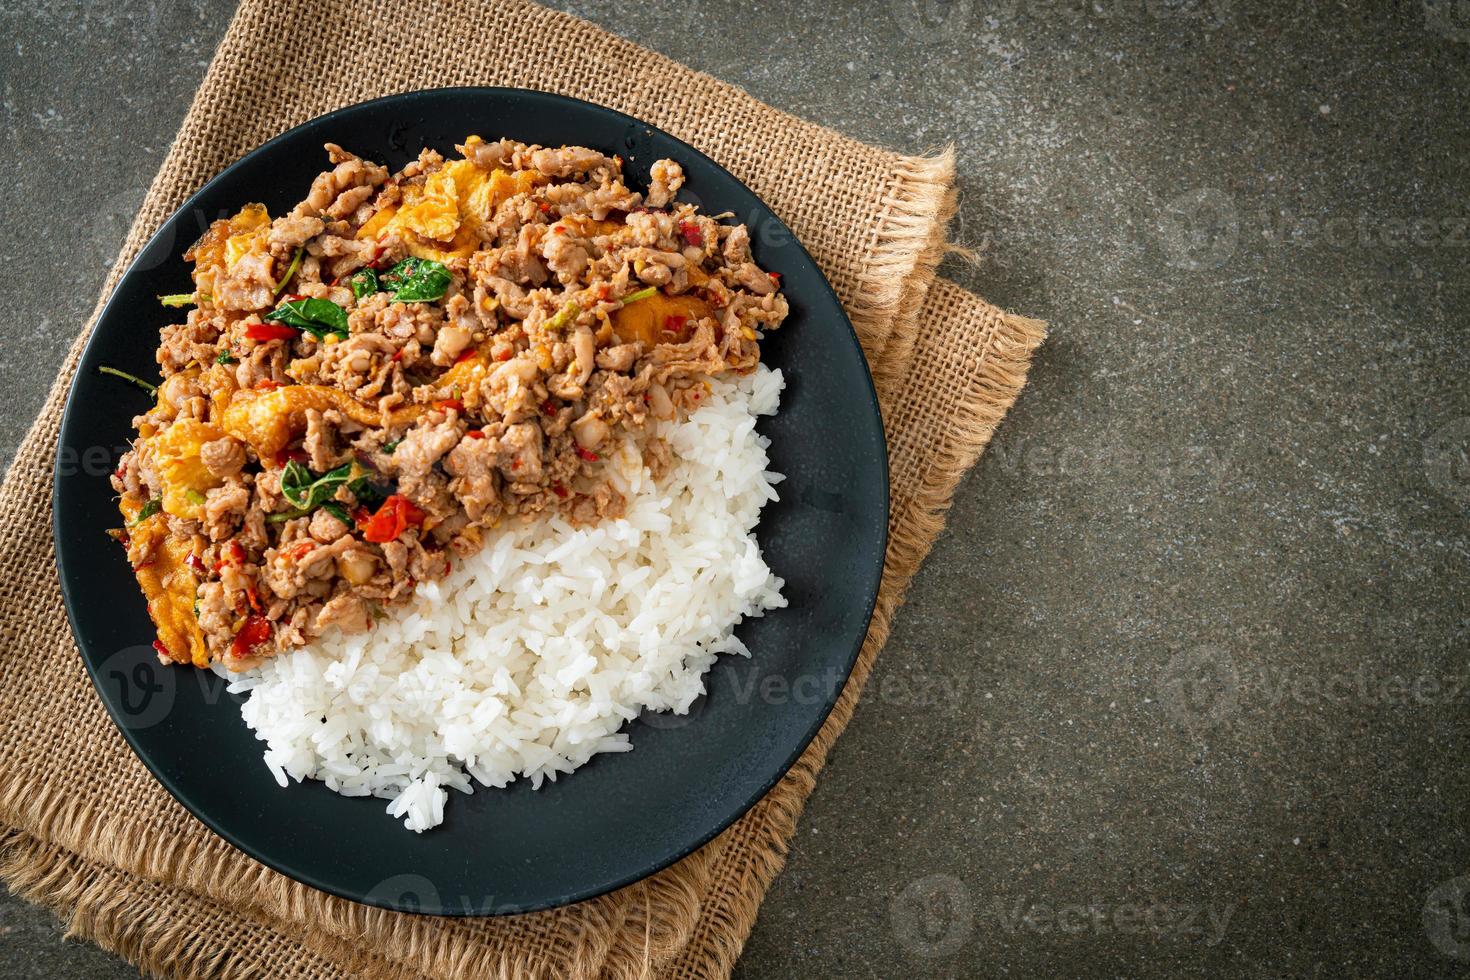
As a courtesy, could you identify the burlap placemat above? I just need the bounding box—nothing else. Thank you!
[0,2,1045,977]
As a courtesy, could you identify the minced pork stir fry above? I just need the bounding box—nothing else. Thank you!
[109,137,788,670]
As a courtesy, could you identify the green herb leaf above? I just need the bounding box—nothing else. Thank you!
[158,293,196,308]
[321,501,351,525]
[265,297,350,340]
[279,460,352,514]
[380,257,452,303]
[545,301,581,332]
[216,351,238,365]
[382,440,400,454]
[348,472,390,508]
[273,248,304,296]
[98,365,158,396]
[348,267,380,302]
[131,498,162,525]
[619,286,658,307]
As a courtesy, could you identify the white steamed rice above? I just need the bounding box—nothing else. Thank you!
[216,365,786,831]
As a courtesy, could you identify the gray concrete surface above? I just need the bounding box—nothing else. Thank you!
[2,1,1467,976]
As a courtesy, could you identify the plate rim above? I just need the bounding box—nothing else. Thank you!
[52,85,889,915]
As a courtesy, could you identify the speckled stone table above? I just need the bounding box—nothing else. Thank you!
[2,2,1467,977]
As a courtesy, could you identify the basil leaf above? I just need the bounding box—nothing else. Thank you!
[378,257,429,289]
[380,257,451,303]
[278,460,313,508]
[216,351,237,365]
[348,267,380,301]
[348,473,390,508]
[131,498,162,525]
[321,501,351,525]
[265,298,350,340]
[279,460,352,512]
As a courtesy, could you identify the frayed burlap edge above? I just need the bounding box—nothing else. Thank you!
[0,831,386,980]
[851,147,955,369]
[0,755,716,980]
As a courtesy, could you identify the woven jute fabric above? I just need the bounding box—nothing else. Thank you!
[0,1,1045,977]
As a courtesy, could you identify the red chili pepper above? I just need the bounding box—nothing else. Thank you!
[768,271,782,285]
[230,614,272,659]
[434,398,464,413]
[494,347,514,361]
[537,202,551,214]
[152,640,170,659]
[328,277,340,287]
[662,314,689,336]
[185,554,207,576]
[214,541,245,573]
[677,221,703,247]
[358,494,426,544]
[551,482,569,499]
[245,584,262,613]
[596,285,612,302]
[575,446,599,462]
[282,293,306,302]
[464,429,485,440]
[541,399,558,417]
[284,540,316,561]
[352,506,371,525]
[254,378,284,391]
[391,348,406,363]
[245,323,298,343]
[510,459,520,470]
[455,348,479,364]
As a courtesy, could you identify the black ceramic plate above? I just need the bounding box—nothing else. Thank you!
[54,88,887,915]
